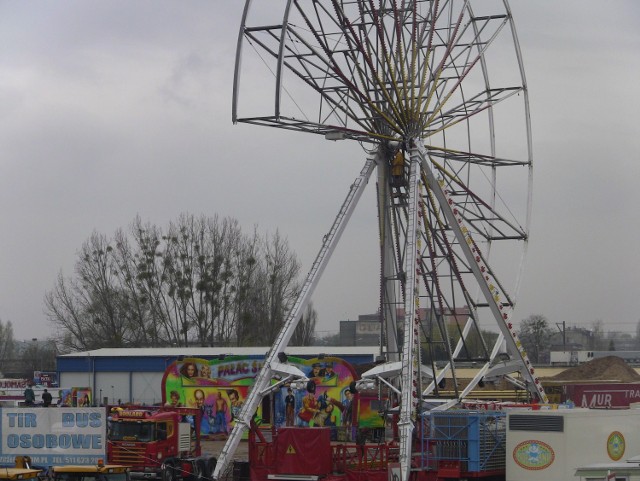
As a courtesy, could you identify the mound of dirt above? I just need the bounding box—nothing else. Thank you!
[550,355,640,382]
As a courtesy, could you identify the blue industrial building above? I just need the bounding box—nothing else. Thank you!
[57,346,379,405]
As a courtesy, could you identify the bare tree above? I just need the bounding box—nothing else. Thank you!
[262,231,301,343]
[129,217,183,345]
[45,274,87,352]
[518,314,553,364]
[45,233,135,351]
[205,217,243,346]
[0,319,15,374]
[591,319,607,350]
[45,214,306,350]
[17,339,57,378]
[112,226,158,346]
[235,229,268,346]
[291,302,317,346]
[76,232,132,346]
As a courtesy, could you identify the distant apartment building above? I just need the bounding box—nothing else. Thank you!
[549,326,639,353]
[339,306,470,346]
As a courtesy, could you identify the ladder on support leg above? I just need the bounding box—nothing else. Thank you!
[212,153,378,480]
[397,144,422,481]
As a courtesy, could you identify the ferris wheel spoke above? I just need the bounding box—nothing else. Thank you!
[243,26,367,130]
[317,2,417,133]
[411,161,513,372]
[419,215,479,319]
[242,6,393,135]
[422,16,510,129]
[393,172,493,371]
[426,145,530,168]
[417,141,545,393]
[429,171,528,242]
[422,153,528,236]
[284,20,386,132]
[420,7,510,111]
[420,6,467,122]
[330,9,409,132]
[424,85,523,138]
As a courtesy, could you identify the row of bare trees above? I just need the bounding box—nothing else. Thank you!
[0,319,57,377]
[45,214,316,352]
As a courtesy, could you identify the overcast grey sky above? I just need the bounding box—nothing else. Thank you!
[1,2,639,342]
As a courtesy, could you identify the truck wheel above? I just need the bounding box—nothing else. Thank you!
[194,459,207,481]
[206,457,217,479]
[162,460,178,481]
[185,459,206,481]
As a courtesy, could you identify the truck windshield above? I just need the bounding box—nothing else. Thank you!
[109,422,155,442]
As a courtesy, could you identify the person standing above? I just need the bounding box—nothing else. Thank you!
[42,389,53,407]
[284,388,295,426]
[24,385,35,406]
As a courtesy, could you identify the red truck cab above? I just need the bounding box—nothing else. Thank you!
[107,406,215,480]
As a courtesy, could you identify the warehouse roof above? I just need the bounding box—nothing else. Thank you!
[59,346,380,358]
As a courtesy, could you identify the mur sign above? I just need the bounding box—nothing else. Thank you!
[563,383,640,409]
[0,408,106,466]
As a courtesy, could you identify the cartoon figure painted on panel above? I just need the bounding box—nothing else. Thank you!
[227,389,244,423]
[297,381,319,427]
[214,391,229,434]
[284,387,295,426]
[180,362,198,379]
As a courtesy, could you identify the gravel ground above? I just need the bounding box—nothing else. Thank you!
[201,438,249,461]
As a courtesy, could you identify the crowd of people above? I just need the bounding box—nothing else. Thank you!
[22,385,85,407]
[23,384,53,407]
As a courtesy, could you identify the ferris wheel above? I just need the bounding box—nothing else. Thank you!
[215,1,544,479]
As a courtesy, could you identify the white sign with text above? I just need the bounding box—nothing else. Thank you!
[0,407,106,466]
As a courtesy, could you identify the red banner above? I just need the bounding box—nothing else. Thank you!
[275,427,332,475]
[564,383,640,408]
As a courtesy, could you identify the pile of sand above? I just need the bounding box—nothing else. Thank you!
[550,355,640,382]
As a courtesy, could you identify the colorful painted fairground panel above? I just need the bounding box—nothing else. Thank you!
[162,356,364,436]
[59,387,92,407]
[356,393,386,429]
